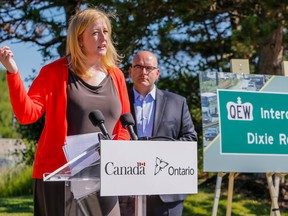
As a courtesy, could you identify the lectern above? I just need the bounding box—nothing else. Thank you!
[44,139,198,216]
[44,141,101,215]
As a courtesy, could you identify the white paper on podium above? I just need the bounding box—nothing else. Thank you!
[64,132,100,162]
[63,132,101,199]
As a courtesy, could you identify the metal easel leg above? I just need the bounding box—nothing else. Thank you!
[212,172,226,216]
[266,173,281,216]
[274,173,287,213]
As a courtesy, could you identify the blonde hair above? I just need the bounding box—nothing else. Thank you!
[66,8,121,76]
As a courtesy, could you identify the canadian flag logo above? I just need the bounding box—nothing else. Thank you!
[137,162,146,167]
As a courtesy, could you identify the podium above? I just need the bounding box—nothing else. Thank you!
[43,139,102,215]
[44,138,198,216]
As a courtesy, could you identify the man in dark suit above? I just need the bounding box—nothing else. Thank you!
[120,50,197,216]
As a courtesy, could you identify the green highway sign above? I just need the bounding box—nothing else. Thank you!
[218,89,288,155]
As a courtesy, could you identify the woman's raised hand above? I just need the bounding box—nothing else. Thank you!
[0,46,18,74]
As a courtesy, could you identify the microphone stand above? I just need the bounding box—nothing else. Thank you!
[119,112,147,216]
[131,136,146,216]
[135,136,175,216]
[135,185,146,216]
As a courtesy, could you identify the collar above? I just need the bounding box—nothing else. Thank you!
[133,85,156,101]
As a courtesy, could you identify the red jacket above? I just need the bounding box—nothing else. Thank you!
[7,57,130,179]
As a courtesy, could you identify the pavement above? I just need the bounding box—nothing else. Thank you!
[0,138,25,170]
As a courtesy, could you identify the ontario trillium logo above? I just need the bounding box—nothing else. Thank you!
[154,157,169,175]
[226,97,253,121]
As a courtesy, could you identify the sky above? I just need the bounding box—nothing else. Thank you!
[0,40,46,89]
[0,6,64,89]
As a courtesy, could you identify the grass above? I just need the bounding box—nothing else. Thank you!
[183,189,272,216]
[0,166,33,197]
[0,195,33,216]
[183,172,288,216]
[0,165,33,216]
[0,189,287,216]
[1,170,288,215]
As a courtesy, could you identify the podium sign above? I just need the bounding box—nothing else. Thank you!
[100,140,198,196]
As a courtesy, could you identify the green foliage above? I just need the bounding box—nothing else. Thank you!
[17,120,44,145]
[15,122,43,167]
[12,139,37,166]
[11,70,43,165]
[1,3,288,216]
[0,165,33,196]
[0,69,37,166]
[157,72,202,137]
[184,191,271,215]
[0,186,285,216]
[0,195,33,216]
[1,1,287,74]
[156,72,204,171]
[1,0,288,180]
[0,70,19,138]
[1,0,287,143]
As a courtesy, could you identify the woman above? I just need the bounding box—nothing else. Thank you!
[0,8,130,216]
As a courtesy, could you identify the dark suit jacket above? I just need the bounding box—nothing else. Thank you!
[128,87,197,203]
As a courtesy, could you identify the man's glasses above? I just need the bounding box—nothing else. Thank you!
[133,65,158,73]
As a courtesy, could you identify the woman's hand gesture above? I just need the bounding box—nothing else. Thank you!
[0,46,18,74]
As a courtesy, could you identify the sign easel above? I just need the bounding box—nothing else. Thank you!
[266,57,288,216]
[207,59,287,216]
[211,59,249,216]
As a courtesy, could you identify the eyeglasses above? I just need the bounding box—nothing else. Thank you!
[133,65,158,73]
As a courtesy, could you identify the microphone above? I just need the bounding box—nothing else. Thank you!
[89,110,111,140]
[120,113,138,140]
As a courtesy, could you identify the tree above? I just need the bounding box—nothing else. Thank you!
[1,1,287,74]
[1,0,287,153]
[0,0,209,141]
[215,1,288,75]
[0,70,19,138]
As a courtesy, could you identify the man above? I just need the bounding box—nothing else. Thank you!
[120,50,197,216]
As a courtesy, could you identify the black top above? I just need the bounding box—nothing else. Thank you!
[66,69,121,136]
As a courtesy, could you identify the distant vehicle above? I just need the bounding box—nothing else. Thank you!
[251,76,265,90]
[204,127,219,141]
[201,92,218,117]
[202,112,212,124]
[246,81,256,91]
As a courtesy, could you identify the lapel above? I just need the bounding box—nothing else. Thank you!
[128,89,138,136]
[153,88,167,136]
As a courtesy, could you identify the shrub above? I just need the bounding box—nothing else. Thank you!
[0,165,33,196]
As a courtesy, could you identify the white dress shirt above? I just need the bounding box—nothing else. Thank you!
[133,86,156,138]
